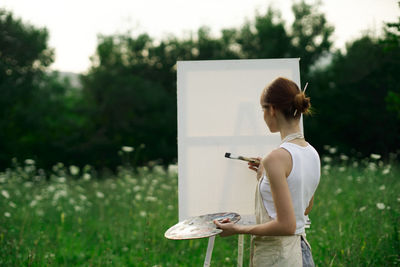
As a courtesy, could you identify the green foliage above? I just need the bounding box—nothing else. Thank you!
[290,1,334,77]
[0,157,398,265]
[306,34,400,156]
[0,2,399,170]
[382,12,400,119]
[0,9,53,168]
[79,1,334,169]
[81,34,177,167]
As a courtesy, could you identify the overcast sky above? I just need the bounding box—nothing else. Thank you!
[1,0,399,73]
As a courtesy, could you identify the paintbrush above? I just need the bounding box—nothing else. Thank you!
[224,153,260,164]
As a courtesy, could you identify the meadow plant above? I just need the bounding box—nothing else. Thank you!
[0,152,398,266]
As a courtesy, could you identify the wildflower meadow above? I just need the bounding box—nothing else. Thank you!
[0,147,399,266]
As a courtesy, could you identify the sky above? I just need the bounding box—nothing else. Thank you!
[1,0,399,73]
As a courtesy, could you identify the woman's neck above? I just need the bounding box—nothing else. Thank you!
[279,121,302,141]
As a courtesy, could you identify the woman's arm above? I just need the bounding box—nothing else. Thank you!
[304,195,314,215]
[215,149,297,236]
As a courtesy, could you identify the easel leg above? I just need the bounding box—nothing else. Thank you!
[204,236,215,267]
[237,234,244,267]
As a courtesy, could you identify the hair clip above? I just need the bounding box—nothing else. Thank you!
[294,82,309,117]
[302,82,308,94]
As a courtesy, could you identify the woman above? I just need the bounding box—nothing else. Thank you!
[214,77,320,266]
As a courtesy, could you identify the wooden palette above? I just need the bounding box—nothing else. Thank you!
[164,212,241,240]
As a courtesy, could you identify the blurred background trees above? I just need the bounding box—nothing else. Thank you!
[0,0,399,171]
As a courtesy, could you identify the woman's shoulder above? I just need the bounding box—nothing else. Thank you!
[262,147,291,168]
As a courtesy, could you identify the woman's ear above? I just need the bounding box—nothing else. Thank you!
[269,105,276,117]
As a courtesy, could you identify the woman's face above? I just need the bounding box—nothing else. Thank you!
[261,100,278,133]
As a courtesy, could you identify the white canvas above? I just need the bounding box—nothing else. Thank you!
[177,59,302,222]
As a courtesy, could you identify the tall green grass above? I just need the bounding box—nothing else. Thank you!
[0,152,399,266]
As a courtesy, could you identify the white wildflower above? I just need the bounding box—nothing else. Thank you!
[74,205,82,212]
[368,162,377,171]
[69,165,80,176]
[153,165,166,175]
[24,181,33,188]
[329,147,337,154]
[9,202,16,208]
[83,173,91,181]
[151,178,159,185]
[30,200,38,207]
[382,167,390,175]
[161,184,172,191]
[36,209,44,216]
[79,194,87,201]
[322,165,330,175]
[335,188,343,195]
[167,205,174,210]
[4,212,11,217]
[322,156,332,163]
[376,203,385,210]
[44,253,55,259]
[53,190,68,201]
[139,211,147,217]
[24,165,35,173]
[323,165,331,170]
[25,159,35,165]
[47,185,56,192]
[359,206,367,212]
[133,186,141,192]
[339,167,346,172]
[96,191,104,198]
[168,164,178,174]
[135,194,142,201]
[370,154,381,160]
[0,176,6,183]
[379,185,386,191]
[122,146,134,153]
[145,196,157,202]
[323,145,330,151]
[225,257,231,262]
[58,177,66,183]
[1,190,10,199]
[339,154,349,161]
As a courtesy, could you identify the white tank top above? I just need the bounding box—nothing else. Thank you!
[260,142,321,234]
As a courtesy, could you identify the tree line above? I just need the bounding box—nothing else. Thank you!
[0,1,399,171]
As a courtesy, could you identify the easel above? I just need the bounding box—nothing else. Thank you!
[203,235,245,267]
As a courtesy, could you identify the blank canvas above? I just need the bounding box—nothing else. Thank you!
[177,59,302,222]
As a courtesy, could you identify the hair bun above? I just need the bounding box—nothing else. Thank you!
[293,92,311,115]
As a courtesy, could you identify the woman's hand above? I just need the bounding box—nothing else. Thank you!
[248,157,263,180]
[213,218,239,237]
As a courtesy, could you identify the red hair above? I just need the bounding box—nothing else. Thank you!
[261,77,311,119]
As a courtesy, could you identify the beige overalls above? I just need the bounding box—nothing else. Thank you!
[250,177,308,267]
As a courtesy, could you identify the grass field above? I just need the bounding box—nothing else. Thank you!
[0,151,399,266]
